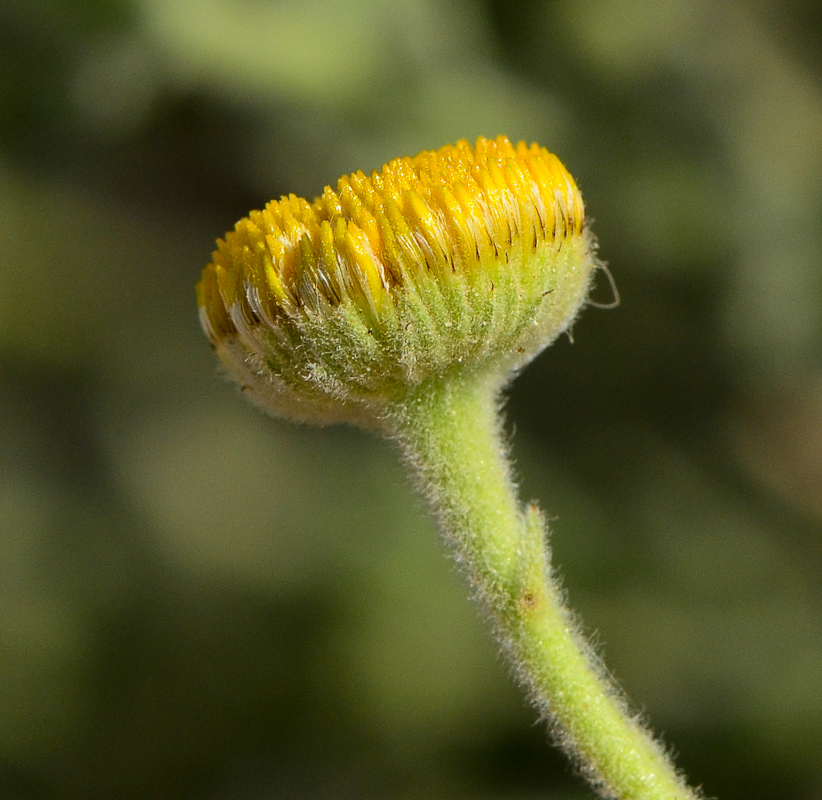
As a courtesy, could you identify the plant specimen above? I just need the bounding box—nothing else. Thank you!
[197,136,700,800]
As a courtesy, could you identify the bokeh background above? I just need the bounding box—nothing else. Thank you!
[2,1,822,798]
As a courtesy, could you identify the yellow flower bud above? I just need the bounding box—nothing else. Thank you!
[197,135,598,426]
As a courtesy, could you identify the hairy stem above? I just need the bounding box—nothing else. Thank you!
[388,372,699,800]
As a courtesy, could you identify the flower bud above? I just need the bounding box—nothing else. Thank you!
[197,135,597,426]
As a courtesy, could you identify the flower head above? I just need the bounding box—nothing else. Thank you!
[198,135,597,426]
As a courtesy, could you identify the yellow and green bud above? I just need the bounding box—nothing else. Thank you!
[197,135,597,426]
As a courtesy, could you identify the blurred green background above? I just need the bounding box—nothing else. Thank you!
[2,1,822,798]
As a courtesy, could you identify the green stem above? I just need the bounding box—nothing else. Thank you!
[388,373,699,800]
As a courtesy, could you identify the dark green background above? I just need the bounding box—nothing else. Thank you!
[2,1,822,798]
